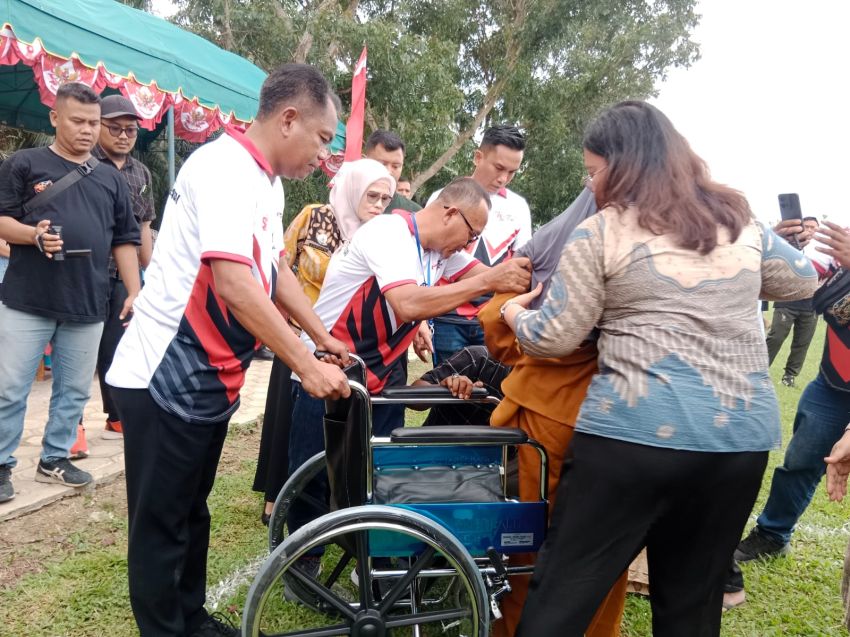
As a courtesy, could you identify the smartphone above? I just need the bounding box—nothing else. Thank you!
[65,249,92,258]
[778,193,803,248]
[778,193,802,221]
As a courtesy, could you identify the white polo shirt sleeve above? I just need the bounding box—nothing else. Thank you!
[194,162,255,266]
[442,250,478,282]
[357,214,420,292]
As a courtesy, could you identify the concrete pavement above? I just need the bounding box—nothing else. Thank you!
[0,359,273,522]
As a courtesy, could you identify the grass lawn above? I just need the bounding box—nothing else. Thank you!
[2,318,849,636]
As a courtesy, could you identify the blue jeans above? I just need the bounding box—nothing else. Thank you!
[755,372,850,544]
[432,319,485,366]
[0,302,103,467]
[286,380,404,538]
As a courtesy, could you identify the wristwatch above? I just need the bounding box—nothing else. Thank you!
[500,300,519,321]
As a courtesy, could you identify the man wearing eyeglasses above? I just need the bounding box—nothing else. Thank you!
[0,83,140,502]
[426,125,532,364]
[284,177,532,556]
[67,95,155,455]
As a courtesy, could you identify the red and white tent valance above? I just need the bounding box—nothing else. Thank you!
[0,25,251,142]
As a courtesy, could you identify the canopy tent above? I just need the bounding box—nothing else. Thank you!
[0,0,267,147]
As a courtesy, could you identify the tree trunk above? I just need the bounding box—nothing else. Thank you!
[293,0,337,63]
[221,0,234,50]
[410,74,508,192]
[410,7,525,192]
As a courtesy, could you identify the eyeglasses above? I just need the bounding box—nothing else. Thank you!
[365,191,393,207]
[102,122,139,138]
[582,165,607,187]
[444,205,480,246]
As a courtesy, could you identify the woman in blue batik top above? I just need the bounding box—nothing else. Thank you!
[500,101,818,637]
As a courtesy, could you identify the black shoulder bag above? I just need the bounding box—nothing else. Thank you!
[23,156,100,215]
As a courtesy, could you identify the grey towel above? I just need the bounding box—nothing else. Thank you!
[515,188,597,310]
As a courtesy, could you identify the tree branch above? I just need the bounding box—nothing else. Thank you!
[221,0,234,50]
[344,0,360,18]
[410,74,509,192]
[293,0,337,62]
[411,5,527,191]
[364,102,379,133]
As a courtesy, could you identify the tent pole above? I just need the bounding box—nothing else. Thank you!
[167,106,175,188]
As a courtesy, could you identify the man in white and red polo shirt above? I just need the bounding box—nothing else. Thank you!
[427,125,532,364]
[285,177,532,544]
[106,64,350,637]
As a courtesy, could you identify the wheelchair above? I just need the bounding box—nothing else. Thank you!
[242,355,549,637]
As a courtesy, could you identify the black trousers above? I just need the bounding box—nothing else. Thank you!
[112,386,229,637]
[516,433,768,637]
[97,278,129,422]
[252,355,294,502]
[766,307,818,378]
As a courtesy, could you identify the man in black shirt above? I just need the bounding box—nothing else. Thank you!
[88,94,156,445]
[0,83,140,503]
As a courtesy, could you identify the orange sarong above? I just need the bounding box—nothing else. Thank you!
[480,293,628,637]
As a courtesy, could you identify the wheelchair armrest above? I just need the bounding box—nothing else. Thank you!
[390,426,528,445]
[380,386,489,400]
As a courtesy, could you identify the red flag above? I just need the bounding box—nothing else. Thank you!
[344,47,367,162]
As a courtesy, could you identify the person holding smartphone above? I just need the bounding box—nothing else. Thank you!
[764,216,820,387]
[0,83,140,503]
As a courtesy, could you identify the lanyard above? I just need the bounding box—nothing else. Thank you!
[411,212,432,288]
[411,213,437,365]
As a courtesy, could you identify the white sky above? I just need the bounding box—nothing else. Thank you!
[651,0,850,224]
[150,0,848,226]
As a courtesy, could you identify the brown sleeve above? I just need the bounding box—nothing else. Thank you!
[479,292,526,367]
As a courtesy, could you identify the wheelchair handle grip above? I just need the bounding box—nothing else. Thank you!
[315,350,366,384]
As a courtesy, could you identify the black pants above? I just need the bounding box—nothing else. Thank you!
[766,307,818,378]
[252,356,293,502]
[97,278,129,422]
[112,386,229,637]
[516,433,768,637]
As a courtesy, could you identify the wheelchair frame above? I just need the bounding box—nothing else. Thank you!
[244,355,550,637]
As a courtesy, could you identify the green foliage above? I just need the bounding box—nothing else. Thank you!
[116,0,152,9]
[166,0,699,223]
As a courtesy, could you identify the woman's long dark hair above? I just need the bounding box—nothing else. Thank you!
[583,101,752,254]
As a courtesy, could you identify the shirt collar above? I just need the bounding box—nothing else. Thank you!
[393,209,416,236]
[91,144,135,170]
[225,125,274,177]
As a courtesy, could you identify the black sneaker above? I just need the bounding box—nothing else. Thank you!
[190,612,239,637]
[35,458,92,487]
[781,375,796,387]
[0,465,14,503]
[283,555,323,607]
[255,346,275,361]
[734,528,790,562]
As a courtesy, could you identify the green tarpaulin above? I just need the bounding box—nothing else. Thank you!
[0,0,267,134]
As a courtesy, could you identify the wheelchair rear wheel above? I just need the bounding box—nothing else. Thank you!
[268,451,327,552]
[243,505,489,637]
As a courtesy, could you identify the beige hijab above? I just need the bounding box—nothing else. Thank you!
[328,158,396,242]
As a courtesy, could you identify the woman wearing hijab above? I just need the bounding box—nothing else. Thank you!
[499,101,817,636]
[253,159,395,523]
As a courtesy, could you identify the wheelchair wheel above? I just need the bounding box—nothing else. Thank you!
[268,451,327,552]
[243,505,490,637]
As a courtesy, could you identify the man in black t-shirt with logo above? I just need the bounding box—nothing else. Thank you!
[0,83,140,504]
